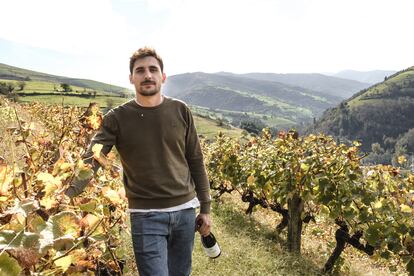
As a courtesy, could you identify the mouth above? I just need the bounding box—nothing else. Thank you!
[141,82,155,86]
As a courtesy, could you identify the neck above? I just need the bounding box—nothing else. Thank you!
[135,93,164,107]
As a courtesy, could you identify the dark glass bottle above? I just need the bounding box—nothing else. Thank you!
[201,232,221,258]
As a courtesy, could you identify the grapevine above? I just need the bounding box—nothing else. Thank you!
[204,129,414,274]
[0,98,127,275]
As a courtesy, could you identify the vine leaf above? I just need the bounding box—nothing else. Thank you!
[0,252,22,276]
[406,258,414,275]
[49,211,80,238]
[54,255,73,272]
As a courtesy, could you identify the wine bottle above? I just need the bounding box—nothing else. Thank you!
[201,232,221,258]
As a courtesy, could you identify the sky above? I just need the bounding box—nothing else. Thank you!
[0,0,413,88]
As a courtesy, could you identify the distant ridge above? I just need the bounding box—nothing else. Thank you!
[219,72,370,99]
[330,69,396,84]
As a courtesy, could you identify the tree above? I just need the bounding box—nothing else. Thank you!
[239,118,266,135]
[0,82,18,101]
[17,81,26,91]
[0,82,8,95]
[60,83,72,92]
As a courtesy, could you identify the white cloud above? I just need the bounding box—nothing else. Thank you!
[0,0,132,56]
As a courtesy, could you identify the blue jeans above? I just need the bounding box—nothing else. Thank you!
[130,208,196,276]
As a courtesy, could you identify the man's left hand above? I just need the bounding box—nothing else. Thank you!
[195,213,211,236]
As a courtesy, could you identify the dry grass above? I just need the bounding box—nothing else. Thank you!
[121,192,405,275]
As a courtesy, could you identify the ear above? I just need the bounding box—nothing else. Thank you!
[129,74,133,84]
[162,73,167,83]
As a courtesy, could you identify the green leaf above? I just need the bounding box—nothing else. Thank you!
[365,225,380,245]
[30,215,47,233]
[380,250,391,259]
[53,236,75,251]
[0,230,23,250]
[21,232,40,248]
[0,253,22,276]
[79,200,97,213]
[49,211,80,238]
[77,169,93,181]
[406,258,414,276]
[348,173,357,180]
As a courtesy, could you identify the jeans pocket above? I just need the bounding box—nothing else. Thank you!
[130,212,154,218]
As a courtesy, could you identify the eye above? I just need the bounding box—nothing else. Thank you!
[150,67,159,72]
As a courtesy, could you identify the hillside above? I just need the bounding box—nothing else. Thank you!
[0,63,131,96]
[220,72,370,99]
[310,66,414,159]
[164,72,342,128]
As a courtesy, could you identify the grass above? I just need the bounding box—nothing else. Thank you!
[347,67,414,108]
[1,79,100,94]
[191,197,322,276]
[194,116,243,140]
[120,192,404,275]
[121,194,322,276]
[17,94,130,108]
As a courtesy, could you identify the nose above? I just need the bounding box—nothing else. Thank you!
[144,69,152,79]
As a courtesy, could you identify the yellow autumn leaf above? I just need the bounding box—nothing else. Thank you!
[400,204,412,213]
[91,144,111,169]
[102,187,122,205]
[0,164,13,196]
[92,144,103,159]
[320,205,330,215]
[300,163,309,171]
[54,255,73,272]
[52,158,73,176]
[37,172,62,197]
[40,196,58,210]
[247,175,255,185]
[398,155,407,165]
[263,181,272,196]
[352,141,361,147]
[373,200,382,209]
[37,172,61,186]
[79,214,100,230]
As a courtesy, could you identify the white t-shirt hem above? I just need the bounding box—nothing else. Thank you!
[128,197,200,213]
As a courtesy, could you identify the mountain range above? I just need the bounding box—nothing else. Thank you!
[163,71,373,127]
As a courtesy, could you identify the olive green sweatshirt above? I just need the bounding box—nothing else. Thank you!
[65,96,211,214]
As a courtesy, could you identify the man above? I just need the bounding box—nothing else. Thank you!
[64,47,212,276]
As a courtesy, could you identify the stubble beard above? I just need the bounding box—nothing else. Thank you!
[138,89,159,96]
[137,84,160,97]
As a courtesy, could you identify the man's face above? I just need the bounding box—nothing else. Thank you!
[129,56,166,97]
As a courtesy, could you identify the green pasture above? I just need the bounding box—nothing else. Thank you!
[17,94,130,108]
[194,116,244,140]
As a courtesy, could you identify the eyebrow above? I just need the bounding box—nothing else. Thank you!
[135,65,159,71]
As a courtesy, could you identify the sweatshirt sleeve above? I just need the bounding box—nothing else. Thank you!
[184,107,211,214]
[65,111,118,198]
